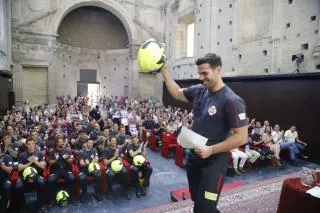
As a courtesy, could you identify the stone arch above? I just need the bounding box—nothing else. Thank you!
[50,0,135,44]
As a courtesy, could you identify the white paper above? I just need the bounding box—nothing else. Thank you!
[306,186,320,198]
[177,126,208,149]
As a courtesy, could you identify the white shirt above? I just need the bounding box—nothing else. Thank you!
[271,131,283,143]
[284,130,298,142]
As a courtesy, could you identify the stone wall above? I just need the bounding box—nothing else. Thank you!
[0,0,13,111]
[6,0,320,106]
[165,0,320,80]
[57,7,129,50]
[0,0,11,72]
[56,44,130,98]
[10,0,168,106]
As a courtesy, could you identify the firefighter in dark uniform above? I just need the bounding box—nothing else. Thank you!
[16,139,47,208]
[127,135,152,198]
[0,150,13,212]
[95,128,110,156]
[101,137,130,200]
[1,131,19,161]
[47,137,77,204]
[71,131,87,158]
[78,139,103,202]
[116,127,130,152]
[161,53,248,213]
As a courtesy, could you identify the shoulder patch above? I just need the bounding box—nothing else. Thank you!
[238,113,246,120]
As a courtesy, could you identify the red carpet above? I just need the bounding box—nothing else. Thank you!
[133,171,304,213]
[221,182,245,192]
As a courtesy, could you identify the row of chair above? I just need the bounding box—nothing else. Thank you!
[9,150,143,203]
[141,130,184,168]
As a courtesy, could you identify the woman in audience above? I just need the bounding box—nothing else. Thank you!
[263,126,281,166]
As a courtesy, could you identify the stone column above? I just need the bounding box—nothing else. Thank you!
[48,43,58,104]
[128,43,140,98]
[11,30,24,106]
[12,63,23,106]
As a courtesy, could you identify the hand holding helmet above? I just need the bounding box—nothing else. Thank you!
[138,38,166,73]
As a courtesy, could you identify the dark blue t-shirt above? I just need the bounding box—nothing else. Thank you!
[18,151,44,174]
[183,84,248,146]
[0,154,13,179]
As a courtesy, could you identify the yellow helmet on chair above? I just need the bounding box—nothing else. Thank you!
[133,155,146,167]
[22,167,38,182]
[111,160,123,173]
[138,38,166,73]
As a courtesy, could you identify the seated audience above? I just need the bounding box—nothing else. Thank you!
[263,126,281,166]
[231,148,248,175]
[284,126,308,159]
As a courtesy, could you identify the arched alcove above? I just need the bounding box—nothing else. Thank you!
[57,6,129,50]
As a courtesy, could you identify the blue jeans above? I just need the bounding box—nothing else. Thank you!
[280,141,299,160]
[259,147,273,157]
[295,142,306,153]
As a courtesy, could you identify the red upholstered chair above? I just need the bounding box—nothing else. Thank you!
[45,162,80,196]
[10,166,50,209]
[75,156,108,196]
[161,132,178,158]
[121,153,152,187]
[149,132,158,151]
[280,149,290,161]
[122,158,133,181]
[141,130,147,143]
[175,145,184,168]
[84,161,107,193]
[45,163,79,182]
[10,169,20,184]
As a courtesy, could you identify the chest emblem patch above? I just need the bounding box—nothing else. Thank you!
[208,105,217,116]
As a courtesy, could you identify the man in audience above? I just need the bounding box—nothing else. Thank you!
[79,139,103,202]
[101,137,130,200]
[284,126,308,159]
[0,137,13,212]
[16,139,46,209]
[230,148,248,175]
[127,135,153,197]
[243,136,260,165]
[272,124,284,144]
[48,137,77,204]
[116,127,130,152]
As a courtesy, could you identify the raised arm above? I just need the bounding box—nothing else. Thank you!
[161,63,189,103]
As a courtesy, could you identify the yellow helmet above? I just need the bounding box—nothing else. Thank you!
[88,162,100,174]
[56,190,70,206]
[133,155,146,167]
[138,38,165,73]
[22,167,38,182]
[111,160,123,173]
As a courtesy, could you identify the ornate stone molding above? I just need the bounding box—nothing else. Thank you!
[128,43,141,60]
